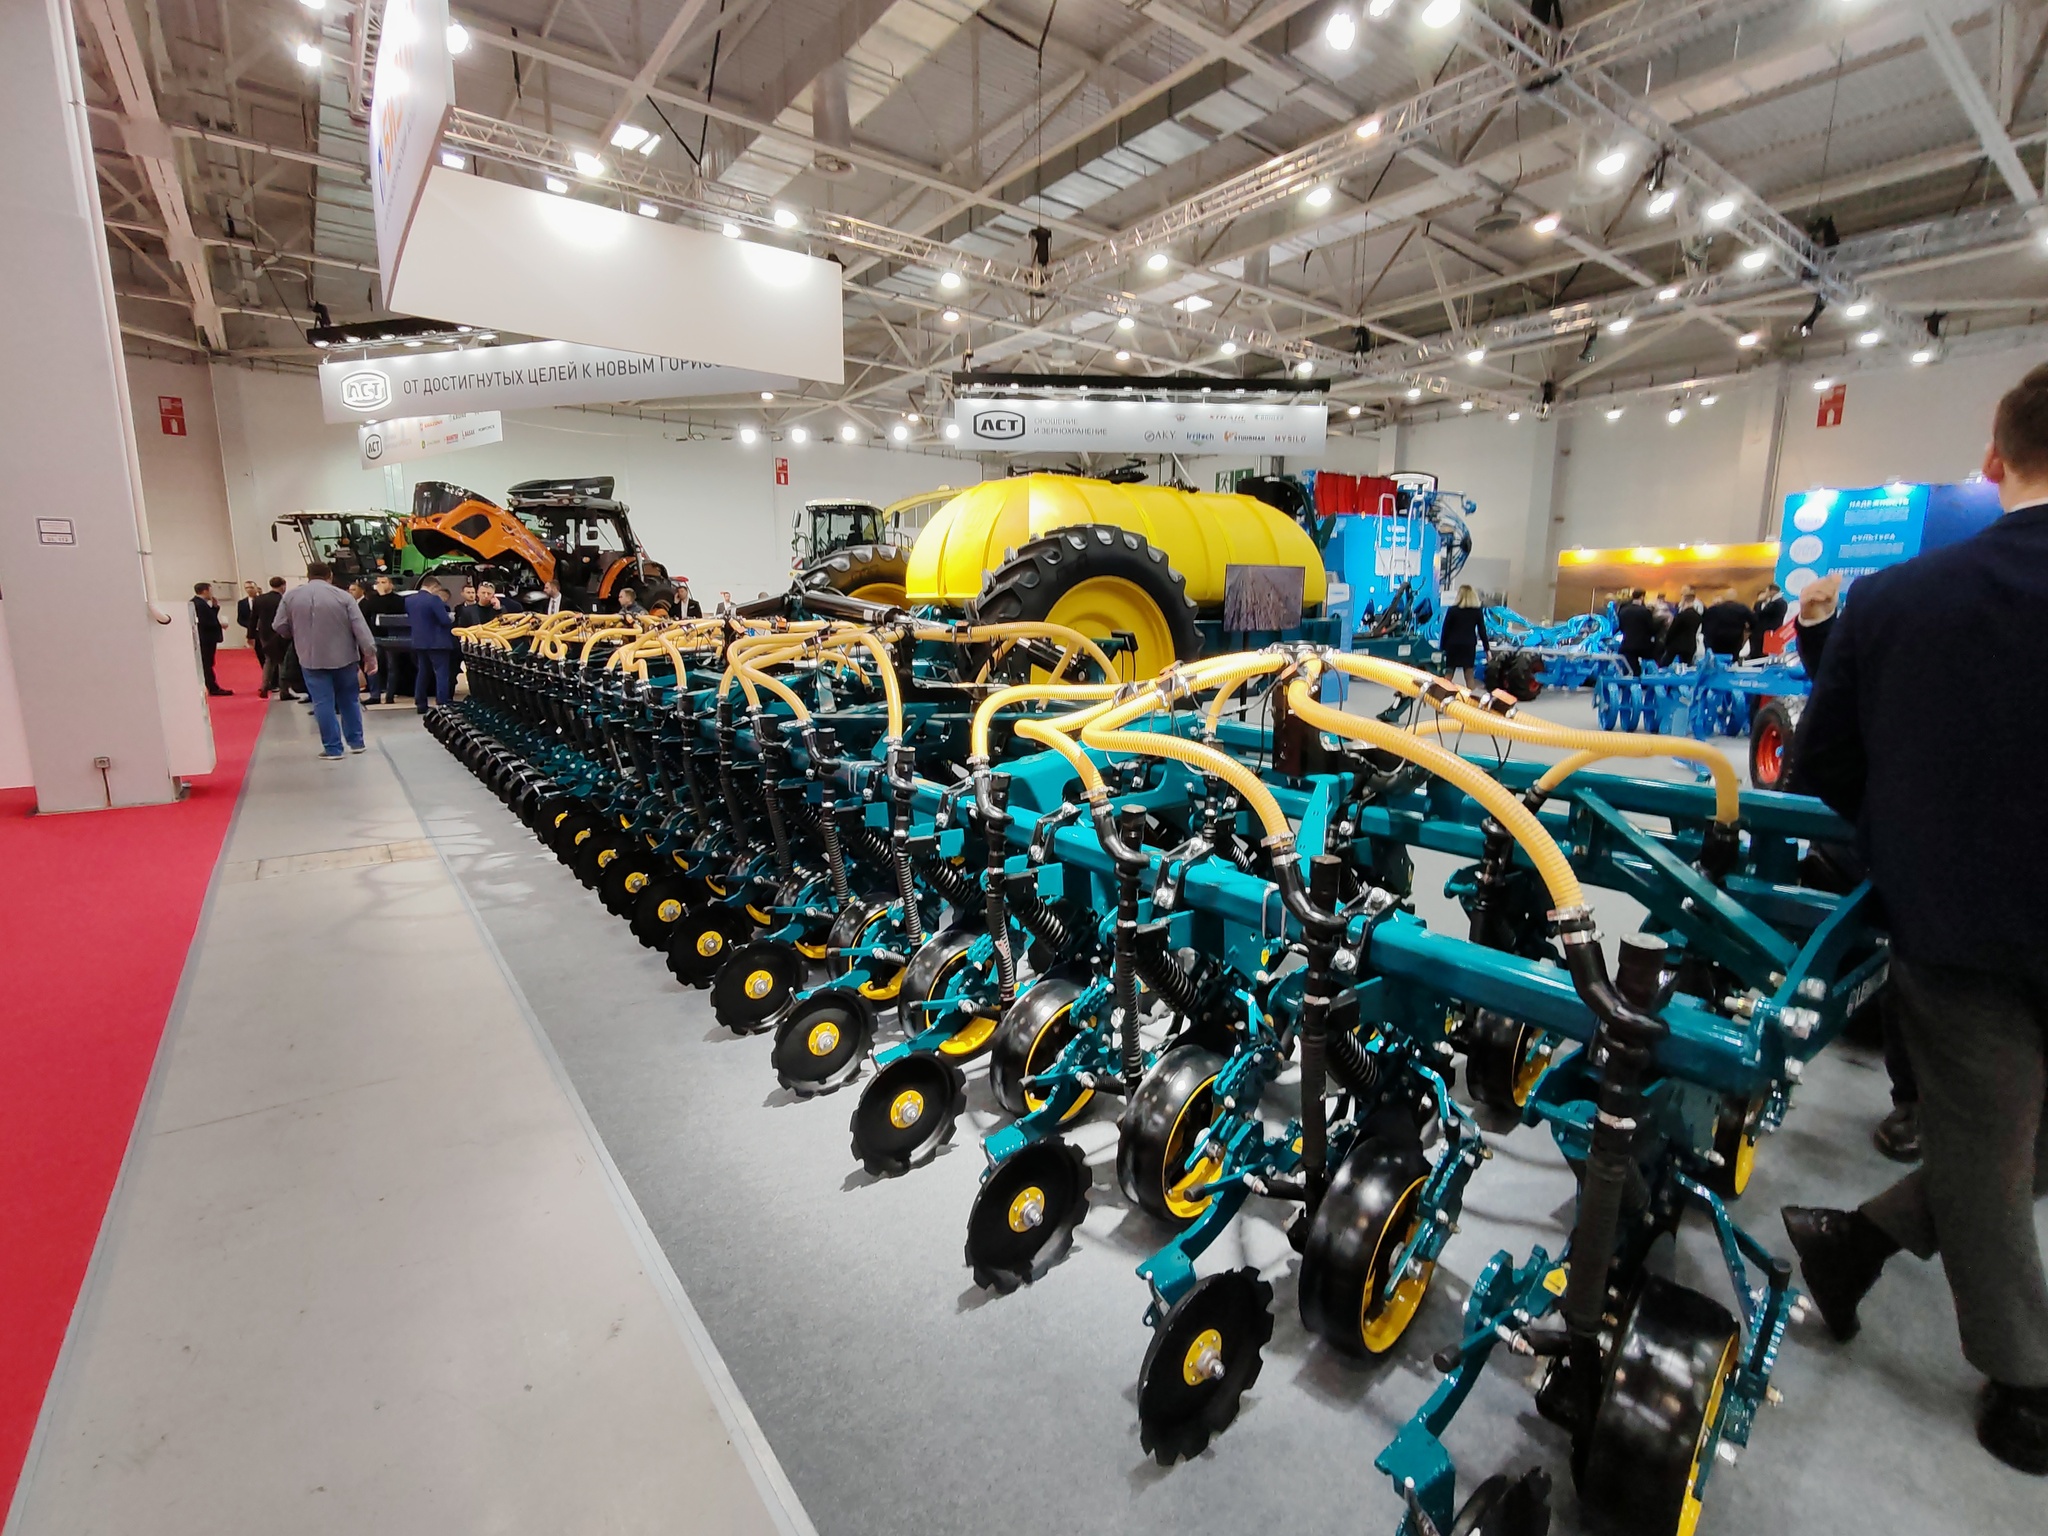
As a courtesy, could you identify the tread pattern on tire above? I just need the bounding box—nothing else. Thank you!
[963,525,1201,662]
[798,543,910,596]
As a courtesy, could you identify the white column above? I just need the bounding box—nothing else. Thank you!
[0,0,192,810]
[1735,364,1790,540]
[1513,418,1566,617]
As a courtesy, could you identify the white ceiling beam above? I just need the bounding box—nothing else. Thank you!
[598,0,721,146]
[1140,0,1356,121]
[1915,0,2043,215]
[79,0,225,348]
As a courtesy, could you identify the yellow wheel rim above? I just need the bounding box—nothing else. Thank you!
[696,929,724,958]
[744,968,776,1000]
[938,1011,999,1056]
[1007,1186,1045,1232]
[596,848,617,868]
[851,911,904,1000]
[1678,1337,1739,1536]
[746,904,772,925]
[573,827,592,846]
[888,1089,925,1129]
[806,1020,842,1057]
[624,872,648,894]
[847,581,908,606]
[1360,1176,1432,1355]
[1044,576,1179,683]
[1181,1329,1224,1387]
[1732,1129,1758,1194]
[1162,1073,1224,1220]
[1512,1029,1549,1107]
[1022,1003,1092,1121]
[796,941,828,960]
[657,898,683,923]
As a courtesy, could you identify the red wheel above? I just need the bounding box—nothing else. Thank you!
[1749,698,1799,791]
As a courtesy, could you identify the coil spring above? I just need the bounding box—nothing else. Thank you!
[1133,929,1202,1017]
[1005,878,1071,950]
[1325,1026,1381,1100]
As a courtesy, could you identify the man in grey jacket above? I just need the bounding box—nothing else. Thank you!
[273,561,378,760]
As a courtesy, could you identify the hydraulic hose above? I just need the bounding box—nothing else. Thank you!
[1438,698,1739,824]
[970,683,1122,760]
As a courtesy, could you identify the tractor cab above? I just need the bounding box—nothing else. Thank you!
[794,500,892,568]
[503,478,669,610]
[271,512,405,584]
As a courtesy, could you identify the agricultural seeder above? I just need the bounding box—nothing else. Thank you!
[424,481,1883,1536]
[1592,651,1811,790]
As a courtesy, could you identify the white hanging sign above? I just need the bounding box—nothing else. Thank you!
[358,411,503,468]
[368,0,455,306]
[320,341,794,423]
[952,398,1327,456]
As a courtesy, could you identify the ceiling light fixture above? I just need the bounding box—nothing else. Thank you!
[1607,316,1632,334]
[1531,212,1561,235]
[1845,300,1871,318]
[721,221,741,239]
[544,175,569,194]
[611,125,651,151]
[637,201,659,218]
[1369,0,1394,13]
[1859,329,1883,347]
[1739,248,1770,270]
[1738,330,1762,348]
[891,424,909,442]
[572,150,606,177]
[1115,349,1131,361]
[1295,360,1314,377]
[1705,197,1737,223]
[941,308,960,323]
[1355,115,1383,140]
[1813,377,1834,391]
[445,22,470,54]
[1406,387,1422,401]
[1647,188,1678,217]
[907,412,921,423]
[294,41,322,69]
[939,270,963,291]
[440,150,467,171]
[1667,406,1685,424]
[1701,393,1719,406]
[761,391,775,401]
[1459,400,1475,412]
[1605,406,1625,421]
[1507,410,1521,421]
[739,427,758,445]
[1466,347,1486,364]
[1657,285,1680,301]
[1220,340,1237,356]
[1910,348,1934,365]
[790,427,808,444]
[1347,404,1362,417]
[1305,185,1334,208]
[1325,8,1357,50]
[772,206,800,229]
[1595,147,1629,178]
[944,423,960,439]
[1420,0,1462,27]
[403,339,422,348]
[1117,315,1135,331]
[1146,251,1171,272]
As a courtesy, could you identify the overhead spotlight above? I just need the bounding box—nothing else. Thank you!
[1459,400,1475,412]
[1705,197,1737,223]
[1117,315,1136,331]
[939,270,963,291]
[1115,349,1132,361]
[1295,360,1315,377]
[1325,7,1357,50]
[1146,251,1171,272]
[1845,300,1871,318]
[611,125,651,151]
[1220,340,1238,356]
[1910,348,1934,365]
[1420,0,1462,27]
[738,426,760,445]
[944,423,960,439]
[637,201,659,218]
[1406,387,1423,400]
[1466,347,1487,364]
[941,308,960,323]
[1739,248,1770,271]
[790,427,808,444]
[440,150,467,171]
[1595,147,1629,178]
[1355,115,1383,139]
[572,150,606,177]
[1531,212,1561,235]
[477,332,496,340]
[773,206,800,229]
[299,0,325,8]
[1738,330,1762,348]
[294,41,323,69]
[1667,405,1685,424]
[445,22,470,54]
[1700,393,1719,407]
[1657,285,1680,301]
[1347,404,1362,417]
[1607,316,1632,334]
[403,339,423,348]
[721,221,742,238]
[907,412,921,423]
[891,424,909,442]
[1647,188,1678,217]
[544,175,569,194]
[761,391,776,401]
[1306,185,1334,208]
[312,338,330,348]
[1507,410,1522,421]
[1813,377,1834,391]
[1859,329,1883,347]
[1606,406,1625,421]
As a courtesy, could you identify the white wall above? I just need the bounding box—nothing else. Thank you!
[209,366,981,600]
[1399,414,1544,605]
[128,357,239,631]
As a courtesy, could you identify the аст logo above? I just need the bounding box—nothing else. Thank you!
[340,371,392,411]
[972,410,1025,440]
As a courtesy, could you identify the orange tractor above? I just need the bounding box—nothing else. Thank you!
[404,476,675,612]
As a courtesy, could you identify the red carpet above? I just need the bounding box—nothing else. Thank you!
[0,650,265,1513]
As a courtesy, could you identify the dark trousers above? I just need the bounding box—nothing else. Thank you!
[198,636,224,692]
[1862,956,2048,1386]
[260,636,287,694]
[414,649,457,710]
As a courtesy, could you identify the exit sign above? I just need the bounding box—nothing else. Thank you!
[158,395,186,436]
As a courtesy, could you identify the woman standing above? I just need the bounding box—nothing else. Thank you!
[1440,585,1489,691]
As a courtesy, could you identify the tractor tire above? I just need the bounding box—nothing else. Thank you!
[1749,697,1800,791]
[799,543,911,608]
[966,525,1199,682]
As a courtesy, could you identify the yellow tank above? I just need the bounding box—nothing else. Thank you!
[905,474,1328,609]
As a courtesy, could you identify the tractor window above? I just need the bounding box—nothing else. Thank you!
[453,512,494,539]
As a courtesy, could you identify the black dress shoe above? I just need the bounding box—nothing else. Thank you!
[1980,1382,2048,1475]
[1872,1103,1920,1163]
[1781,1206,1898,1341]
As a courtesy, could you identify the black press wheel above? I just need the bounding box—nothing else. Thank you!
[1464,1011,1550,1113]
[710,941,806,1034]
[553,812,601,865]
[987,979,1090,1120]
[849,1054,965,1176]
[1575,1276,1739,1536]
[1117,1044,1227,1226]
[666,907,750,988]
[1298,1137,1435,1359]
[1748,698,1799,791]
[1136,1267,1275,1465]
[895,930,1000,1059]
[770,988,875,1095]
[964,1137,1092,1292]
[575,832,629,891]
[599,854,655,918]
[631,878,691,949]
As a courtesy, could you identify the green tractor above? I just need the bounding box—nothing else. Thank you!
[791,489,960,609]
[270,511,451,586]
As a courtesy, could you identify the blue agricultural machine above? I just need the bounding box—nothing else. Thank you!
[423,472,1885,1536]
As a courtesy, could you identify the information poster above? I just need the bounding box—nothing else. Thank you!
[1776,483,1926,595]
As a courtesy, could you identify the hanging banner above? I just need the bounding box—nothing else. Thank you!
[368,0,455,306]
[952,398,1326,456]
[358,411,503,468]
[319,341,794,423]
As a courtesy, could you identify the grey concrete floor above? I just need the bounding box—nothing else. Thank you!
[7,700,806,1536]
[378,694,2046,1536]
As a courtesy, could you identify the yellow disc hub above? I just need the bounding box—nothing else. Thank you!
[596,847,616,868]
[745,969,777,1000]
[806,1020,841,1057]
[889,1090,925,1129]
[1181,1328,1225,1387]
[657,899,683,923]
[696,929,725,958]
[624,871,648,894]
[1007,1186,1046,1233]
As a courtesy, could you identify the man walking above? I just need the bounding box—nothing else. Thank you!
[404,575,459,712]
[190,582,232,696]
[273,562,378,760]
[1781,361,2048,1475]
[360,575,406,703]
[252,576,299,700]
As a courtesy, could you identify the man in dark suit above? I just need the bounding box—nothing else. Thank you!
[252,576,300,700]
[1614,588,1656,673]
[189,582,231,695]
[404,576,460,712]
[235,579,260,650]
[1781,361,2048,1476]
[1698,588,1752,659]
[1748,582,1788,657]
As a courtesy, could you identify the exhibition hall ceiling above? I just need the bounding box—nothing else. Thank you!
[79,0,2048,431]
